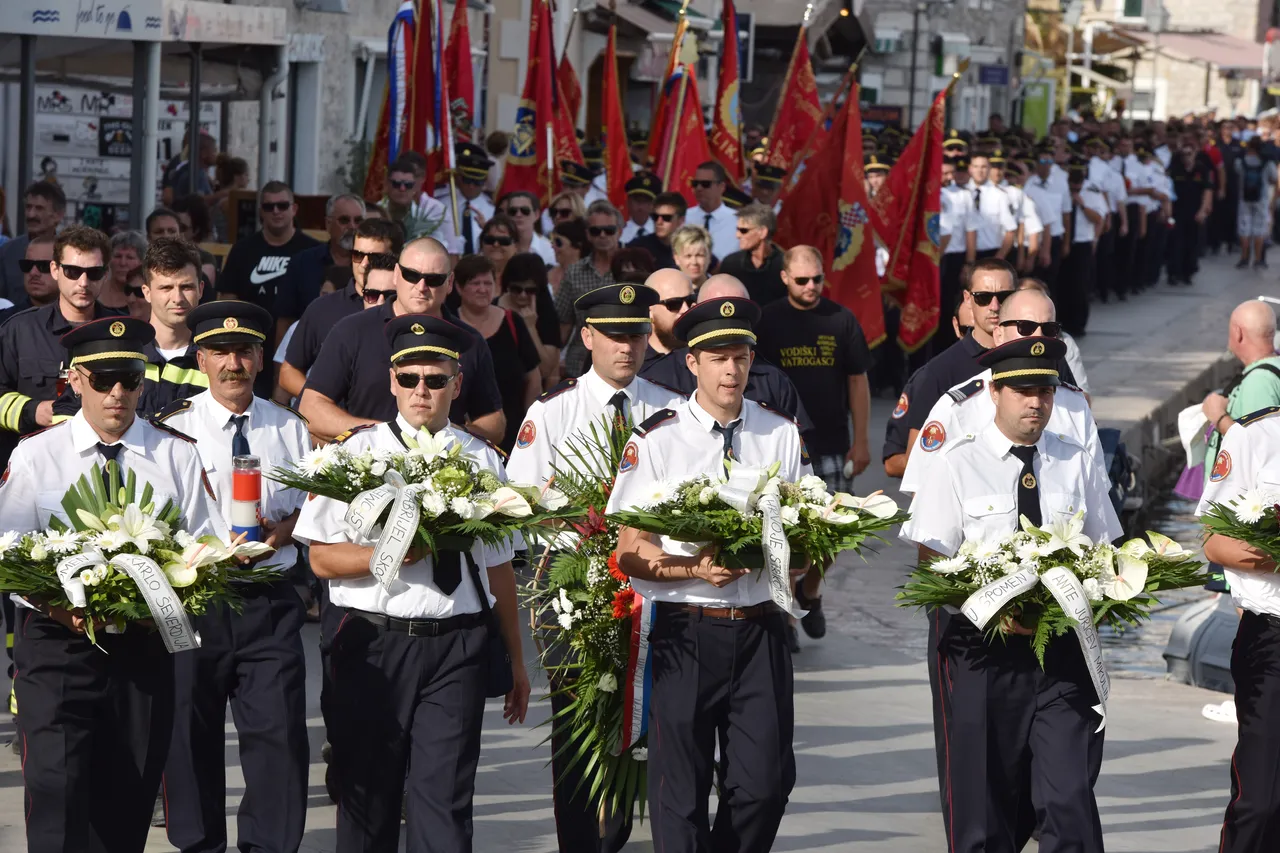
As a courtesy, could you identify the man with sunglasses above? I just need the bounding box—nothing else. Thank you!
[718,202,786,305]
[506,283,683,852]
[279,218,404,401]
[627,191,687,269]
[620,173,661,244]
[295,313,528,852]
[18,236,58,312]
[437,145,496,256]
[499,190,556,266]
[154,300,312,853]
[0,181,66,310]
[301,237,505,444]
[275,192,366,332]
[643,268,696,369]
[558,200,625,377]
[0,315,226,853]
[689,161,739,261]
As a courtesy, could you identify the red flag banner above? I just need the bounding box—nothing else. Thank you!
[766,29,821,173]
[364,82,392,203]
[655,67,712,209]
[709,0,744,184]
[445,0,475,141]
[557,55,583,127]
[498,0,556,203]
[646,16,689,167]
[602,25,632,209]
[775,83,885,347]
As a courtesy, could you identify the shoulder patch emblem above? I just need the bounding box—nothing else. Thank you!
[920,420,947,453]
[537,378,577,402]
[619,441,639,473]
[946,378,985,404]
[1237,406,1280,427]
[634,408,677,437]
[800,437,811,465]
[516,420,536,449]
[333,423,377,445]
[892,393,909,419]
[154,398,193,422]
[1210,450,1231,483]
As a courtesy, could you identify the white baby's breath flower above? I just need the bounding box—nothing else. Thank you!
[597,673,618,693]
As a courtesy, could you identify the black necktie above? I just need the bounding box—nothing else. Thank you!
[608,390,628,433]
[231,415,251,458]
[97,442,123,496]
[1010,445,1041,528]
[704,210,712,229]
[434,549,462,594]
[462,202,474,255]
[712,421,740,473]
[974,187,981,208]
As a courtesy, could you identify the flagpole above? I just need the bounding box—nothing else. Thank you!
[766,3,812,160]
[782,44,866,192]
[560,6,578,63]
[661,67,691,189]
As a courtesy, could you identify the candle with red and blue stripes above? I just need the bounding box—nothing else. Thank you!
[231,455,263,541]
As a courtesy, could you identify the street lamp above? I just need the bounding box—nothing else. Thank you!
[1224,70,1245,115]
[1143,2,1169,120]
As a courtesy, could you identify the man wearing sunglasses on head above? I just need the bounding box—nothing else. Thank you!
[301,237,505,444]
[627,191,687,269]
[278,218,405,402]
[0,315,226,853]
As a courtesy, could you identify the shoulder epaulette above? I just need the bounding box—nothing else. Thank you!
[333,423,378,445]
[634,409,677,437]
[755,399,798,425]
[464,427,508,461]
[16,421,67,443]
[148,419,197,443]
[269,398,309,425]
[1238,406,1280,427]
[642,377,688,399]
[947,378,985,403]
[1059,380,1084,395]
[154,398,193,422]
[537,378,577,402]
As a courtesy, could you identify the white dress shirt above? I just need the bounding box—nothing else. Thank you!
[692,202,740,261]
[900,371,1104,495]
[1089,157,1128,213]
[1154,144,1172,169]
[506,369,685,487]
[1071,184,1109,243]
[968,181,1017,252]
[293,418,514,619]
[0,411,227,541]
[1197,414,1280,616]
[528,232,557,268]
[940,185,978,255]
[901,421,1122,557]
[621,217,653,245]
[1023,175,1069,238]
[158,391,311,571]
[605,393,812,607]
[1003,183,1044,246]
[437,193,495,256]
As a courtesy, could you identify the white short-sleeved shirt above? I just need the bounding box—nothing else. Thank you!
[968,181,1017,252]
[0,412,228,541]
[690,202,740,262]
[1072,185,1109,243]
[900,421,1122,557]
[621,217,653,245]
[1023,176,1069,237]
[528,232,557,268]
[940,186,979,255]
[1196,414,1280,617]
[1003,184,1044,244]
[437,193,495,256]
[158,390,311,571]
[605,393,812,607]
[293,418,515,619]
[1090,157,1128,212]
[900,371,1104,495]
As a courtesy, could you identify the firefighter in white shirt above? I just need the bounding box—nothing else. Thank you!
[608,296,811,853]
[155,300,312,853]
[293,314,529,852]
[967,154,1017,261]
[1057,160,1108,337]
[1087,138,1129,302]
[1024,147,1072,287]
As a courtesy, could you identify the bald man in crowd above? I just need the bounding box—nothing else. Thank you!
[1202,300,1280,479]
[643,268,696,371]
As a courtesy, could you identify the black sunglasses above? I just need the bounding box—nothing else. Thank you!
[791,274,824,286]
[397,265,449,288]
[506,283,540,296]
[551,207,575,219]
[970,289,1016,307]
[19,259,51,274]
[261,201,292,213]
[652,213,678,223]
[125,285,145,299]
[59,264,108,282]
[999,319,1062,338]
[363,288,396,304]
[659,295,696,312]
[506,206,533,217]
[588,226,618,237]
[690,180,716,189]
[482,235,514,247]
[736,226,754,235]
[394,372,453,390]
[389,179,415,190]
[351,249,393,265]
[81,368,144,393]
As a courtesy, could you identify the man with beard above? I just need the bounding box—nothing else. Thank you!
[274,193,366,337]
[643,268,695,370]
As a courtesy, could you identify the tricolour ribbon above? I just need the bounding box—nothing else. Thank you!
[617,591,654,754]
[344,470,421,593]
[960,564,1110,731]
[55,551,200,654]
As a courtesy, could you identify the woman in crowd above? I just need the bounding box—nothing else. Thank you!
[453,254,543,453]
[550,218,589,293]
[124,267,150,323]
[480,214,520,282]
[499,191,556,267]
[542,190,587,236]
[212,154,250,240]
[498,252,562,389]
[671,224,713,289]
[611,247,655,285]
[102,230,147,310]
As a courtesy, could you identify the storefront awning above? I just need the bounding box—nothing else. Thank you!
[1115,27,1263,76]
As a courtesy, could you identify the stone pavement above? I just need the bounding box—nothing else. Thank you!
[0,253,1264,851]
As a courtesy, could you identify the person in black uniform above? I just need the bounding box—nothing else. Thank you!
[1166,132,1215,285]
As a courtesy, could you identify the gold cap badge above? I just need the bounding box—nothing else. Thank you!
[109,321,125,338]
[619,285,635,305]
[223,317,239,330]
[410,323,425,335]
[720,301,735,318]
[1030,341,1045,356]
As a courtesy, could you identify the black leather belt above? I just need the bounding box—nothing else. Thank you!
[346,608,485,637]
[658,601,777,621]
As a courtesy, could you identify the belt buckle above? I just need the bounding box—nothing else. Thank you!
[729,606,742,621]
[407,620,437,638]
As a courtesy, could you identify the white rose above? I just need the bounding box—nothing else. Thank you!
[30,544,48,561]
[780,506,800,527]
[597,673,618,693]
[370,460,388,478]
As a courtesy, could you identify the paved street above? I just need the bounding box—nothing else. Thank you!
[0,253,1266,851]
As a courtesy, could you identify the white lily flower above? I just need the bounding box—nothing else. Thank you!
[631,747,648,761]
[597,673,618,693]
[300,444,341,476]
[106,504,169,555]
[1042,511,1093,558]
[930,554,969,574]
[1082,577,1104,602]
[407,427,455,461]
[76,509,107,532]
[0,531,18,558]
[490,487,533,518]
[1234,489,1270,525]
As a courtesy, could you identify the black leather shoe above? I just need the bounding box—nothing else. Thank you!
[796,580,827,639]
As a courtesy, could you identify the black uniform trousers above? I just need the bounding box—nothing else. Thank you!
[549,687,632,852]
[1032,235,1063,292]
[1113,204,1143,296]
[928,608,1105,853]
[324,610,488,852]
[15,609,175,853]
[1095,226,1119,301]
[1218,610,1280,853]
[1144,213,1168,287]
[1167,211,1201,282]
[1054,241,1094,337]
[647,603,794,853]
[163,580,309,853]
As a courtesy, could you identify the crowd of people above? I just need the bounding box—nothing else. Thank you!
[0,106,1276,853]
